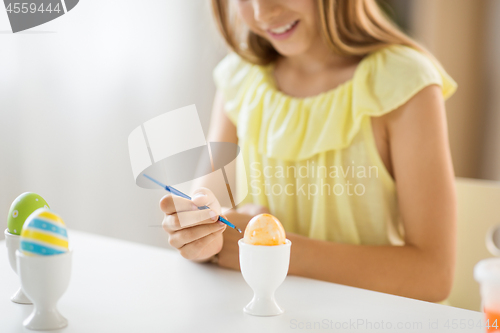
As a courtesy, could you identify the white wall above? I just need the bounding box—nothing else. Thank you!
[0,0,227,247]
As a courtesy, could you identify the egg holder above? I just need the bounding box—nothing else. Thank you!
[238,239,291,316]
[473,225,500,314]
[16,249,72,330]
[4,229,32,304]
[474,258,500,315]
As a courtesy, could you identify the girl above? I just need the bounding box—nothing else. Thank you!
[161,0,457,303]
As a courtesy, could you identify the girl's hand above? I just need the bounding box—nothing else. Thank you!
[217,204,270,270]
[160,188,226,261]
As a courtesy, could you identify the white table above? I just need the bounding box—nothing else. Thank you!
[1,230,484,333]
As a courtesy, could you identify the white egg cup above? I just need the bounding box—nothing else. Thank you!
[16,249,72,331]
[4,229,32,304]
[238,239,291,316]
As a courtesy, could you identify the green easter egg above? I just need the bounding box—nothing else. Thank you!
[7,192,50,235]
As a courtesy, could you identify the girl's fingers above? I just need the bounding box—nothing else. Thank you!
[160,194,197,215]
[179,228,225,260]
[191,188,219,211]
[162,208,219,232]
[177,209,220,228]
[168,222,226,249]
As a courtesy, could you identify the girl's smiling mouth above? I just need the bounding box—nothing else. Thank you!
[266,20,300,40]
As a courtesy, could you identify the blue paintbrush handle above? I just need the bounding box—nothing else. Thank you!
[196,205,239,230]
[165,185,191,200]
[143,174,241,232]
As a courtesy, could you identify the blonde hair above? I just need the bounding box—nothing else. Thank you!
[211,0,428,65]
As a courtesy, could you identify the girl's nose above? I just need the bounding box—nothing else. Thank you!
[252,0,282,24]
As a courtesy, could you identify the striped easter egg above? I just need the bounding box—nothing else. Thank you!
[20,208,69,256]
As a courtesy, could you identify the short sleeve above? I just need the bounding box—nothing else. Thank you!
[352,45,458,118]
[213,53,257,126]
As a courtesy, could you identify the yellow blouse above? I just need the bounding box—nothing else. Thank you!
[213,45,457,246]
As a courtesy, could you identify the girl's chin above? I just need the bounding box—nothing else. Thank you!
[272,43,310,57]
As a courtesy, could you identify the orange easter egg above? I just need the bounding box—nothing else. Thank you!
[244,214,286,246]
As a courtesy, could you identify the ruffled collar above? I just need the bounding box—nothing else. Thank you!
[257,56,370,104]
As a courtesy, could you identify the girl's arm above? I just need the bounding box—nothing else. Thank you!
[189,90,238,192]
[206,90,238,145]
[219,85,457,303]
[288,85,457,302]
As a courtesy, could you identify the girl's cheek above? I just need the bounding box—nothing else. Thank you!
[235,2,259,33]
